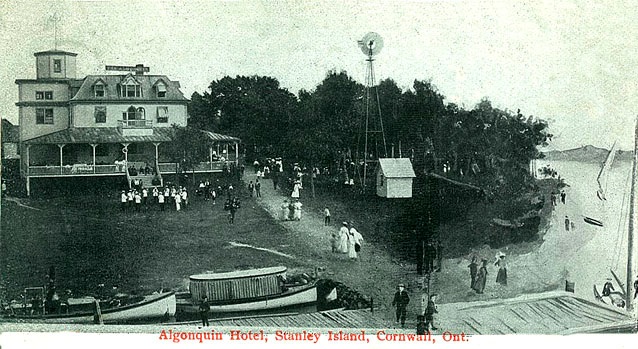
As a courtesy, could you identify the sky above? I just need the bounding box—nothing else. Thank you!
[1,0,637,150]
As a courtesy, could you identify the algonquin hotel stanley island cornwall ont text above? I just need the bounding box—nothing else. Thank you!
[157,328,469,344]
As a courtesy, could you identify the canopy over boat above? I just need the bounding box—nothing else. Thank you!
[190,266,287,281]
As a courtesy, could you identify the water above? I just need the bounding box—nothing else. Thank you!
[530,159,636,304]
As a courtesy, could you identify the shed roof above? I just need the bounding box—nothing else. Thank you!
[22,127,241,145]
[23,127,175,144]
[378,158,416,178]
[437,291,634,334]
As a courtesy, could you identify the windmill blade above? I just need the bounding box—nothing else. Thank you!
[359,32,384,56]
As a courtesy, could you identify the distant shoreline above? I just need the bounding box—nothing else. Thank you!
[541,145,633,163]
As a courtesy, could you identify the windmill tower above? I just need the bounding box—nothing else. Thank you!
[357,32,388,190]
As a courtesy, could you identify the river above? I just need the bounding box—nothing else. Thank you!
[527,159,637,305]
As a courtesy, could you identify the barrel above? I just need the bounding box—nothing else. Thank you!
[189,266,287,302]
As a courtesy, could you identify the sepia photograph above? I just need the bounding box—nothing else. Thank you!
[0,0,636,347]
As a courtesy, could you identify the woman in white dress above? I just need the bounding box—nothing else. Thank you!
[291,181,300,199]
[292,200,303,220]
[347,231,357,260]
[175,191,182,211]
[338,224,349,253]
[280,200,290,221]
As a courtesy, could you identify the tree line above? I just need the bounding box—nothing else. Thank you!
[186,70,552,201]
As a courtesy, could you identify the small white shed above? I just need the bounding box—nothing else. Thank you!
[376,158,416,198]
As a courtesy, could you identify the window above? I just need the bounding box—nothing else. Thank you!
[35,91,53,100]
[36,108,54,124]
[53,59,62,73]
[156,107,168,123]
[94,84,105,97]
[125,106,137,120]
[156,83,167,98]
[94,106,106,123]
[123,84,141,97]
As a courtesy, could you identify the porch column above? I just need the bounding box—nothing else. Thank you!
[234,142,239,166]
[121,143,129,163]
[57,144,65,175]
[90,144,97,174]
[217,144,220,158]
[153,142,160,169]
[25,145,30,176]
[225,143,229,163]
[209,147,213,170]
[25,145,30,197]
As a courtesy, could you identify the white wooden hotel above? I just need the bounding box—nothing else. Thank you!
[16,50,240,196]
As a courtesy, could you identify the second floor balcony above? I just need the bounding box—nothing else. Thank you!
[120,119,153,128]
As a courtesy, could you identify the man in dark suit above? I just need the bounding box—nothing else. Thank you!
[392,283,410,327]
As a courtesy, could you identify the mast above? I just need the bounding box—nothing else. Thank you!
[626,116,637,312]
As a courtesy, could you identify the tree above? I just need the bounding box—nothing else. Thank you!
[164,125,211,185]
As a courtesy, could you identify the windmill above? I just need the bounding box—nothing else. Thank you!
[357,32,388,190]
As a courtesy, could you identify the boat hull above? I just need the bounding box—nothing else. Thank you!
[5,292,176,324]
[176,284,317,317]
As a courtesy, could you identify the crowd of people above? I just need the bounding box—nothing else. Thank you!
[119,185,189,212]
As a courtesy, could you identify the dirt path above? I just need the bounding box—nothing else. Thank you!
[249,172,420,328]
[247,161,627,328]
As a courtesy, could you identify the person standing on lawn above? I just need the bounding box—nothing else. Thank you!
[392,283,410,327]
[473,259,488,294]
[255,179,261,198]
[324,206,331,226]
[158,190,165,211]
[292,199,303,220]
[174,191,182,211]
[347,228,357,260]
[120,190,128,212]
[495,252,507,286]
[424,294,438,331]
[338,222,349,253]
[248,181,255,197]
[280,199,290,221]
[349,224,364,259]
[468,256,478,289]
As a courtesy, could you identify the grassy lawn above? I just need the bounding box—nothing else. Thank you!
[0,186,317,301]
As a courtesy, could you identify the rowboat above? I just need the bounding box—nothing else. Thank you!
[3,289,176,324]
[176,266,317,319]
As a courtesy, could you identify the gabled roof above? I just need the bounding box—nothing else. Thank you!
[1,119,20,143]
[70,75,188,102]
[378,158,416,178]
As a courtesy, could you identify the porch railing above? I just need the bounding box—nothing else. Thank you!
[28,164,120,176]
[119,120,153,128]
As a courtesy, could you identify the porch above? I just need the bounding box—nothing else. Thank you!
[20,127,242,195]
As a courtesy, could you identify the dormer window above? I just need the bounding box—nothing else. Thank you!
[157,85,166,98]
[124,84,141,97]
[94,83,105,98]
[120,74,142,98]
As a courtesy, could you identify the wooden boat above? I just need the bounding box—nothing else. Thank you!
[176,266,317,318]
[583,216,603,227]
[3,289,176,324]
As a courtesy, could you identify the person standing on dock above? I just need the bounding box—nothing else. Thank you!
[199,295,210,327]
[392,283,410,327]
